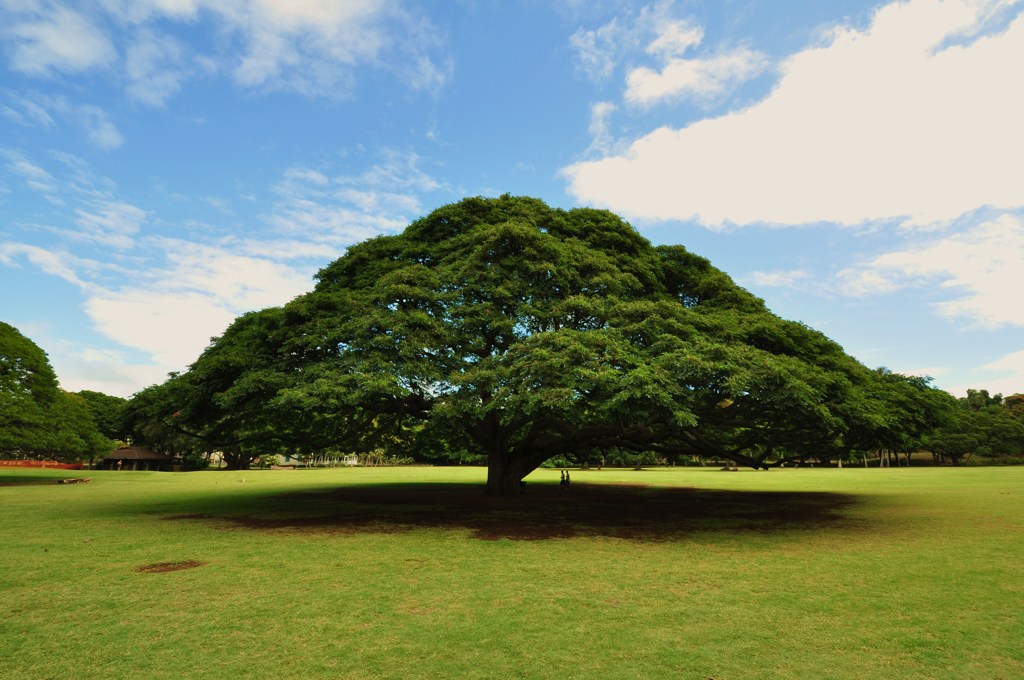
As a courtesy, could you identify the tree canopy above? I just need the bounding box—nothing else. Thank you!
[131,196,956,491]
[0,322,114,461]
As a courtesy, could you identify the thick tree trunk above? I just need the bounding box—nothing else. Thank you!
[222,450,253,470]
[484,452,531,496]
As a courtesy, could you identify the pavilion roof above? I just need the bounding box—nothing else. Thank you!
[104,447,172,461]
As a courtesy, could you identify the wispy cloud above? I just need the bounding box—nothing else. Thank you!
[269,150,443,243]
[1,0,451,103]
[0,242,97,290]
[70,201,147,249]
[124,29,192,107]
[838,213,1024,329]
[76,104,125,150]
[625,47,767,107]
[1,89,56,128]
[569,1,681,83]
[586,101,618,156]
[1,147,448,395]
[944,349,1024,397]
[82,238,316,370]
[2,95,127,150]
[570,17,627,82]
[744,269,813,289]
[4,5,115,76]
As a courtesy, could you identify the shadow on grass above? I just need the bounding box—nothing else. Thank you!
[0,473,83,486]
[158,481,864,542]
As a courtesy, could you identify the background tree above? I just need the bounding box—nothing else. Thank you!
[0,321,57,456]
[925,390,1024,465]
[0,322,114,461]
[49,392,115,464]
[122,309,318,469]
[76,390,128,442]
[1004,394,1024,420]
[837,369,956,467]
[168,308,306,470]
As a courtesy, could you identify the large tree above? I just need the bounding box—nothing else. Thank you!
[156,196,950,491]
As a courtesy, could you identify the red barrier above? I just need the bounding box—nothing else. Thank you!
[0,460,84,470]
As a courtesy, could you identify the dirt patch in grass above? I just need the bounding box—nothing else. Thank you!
[185,482,863,541]
[135,560,207,573]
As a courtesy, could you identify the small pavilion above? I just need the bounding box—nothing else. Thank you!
[102,447,173,471]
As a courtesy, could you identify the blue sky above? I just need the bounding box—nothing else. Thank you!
[1,0,1022,398]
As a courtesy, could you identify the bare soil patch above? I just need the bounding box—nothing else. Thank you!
[176,482,862,541]
[135,560,207,573]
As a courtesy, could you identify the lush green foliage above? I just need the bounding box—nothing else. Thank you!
[0,322,114,461]
[75,390,129,442]
[2,467,1022,679]
[126,196,954,490]
[926,389,1024,464]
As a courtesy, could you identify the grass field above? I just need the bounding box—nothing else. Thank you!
[1,465,1022,679]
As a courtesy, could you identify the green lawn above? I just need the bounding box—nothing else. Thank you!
[1,466,1022,679]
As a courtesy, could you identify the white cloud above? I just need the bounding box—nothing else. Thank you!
[204,0,449,96]
[744,269,813,288]
[352,149,441,192]
[0,243,95,289]
[645,17,703,58]
[51,152,442,377]
[564,0,1024,228]
[76,104,125,150]
[1,97,126,151]
[268,198,406,243]
[82,239,315,371]
[625,47,767,107]
[124,30,190,106]
[586,101,618,156]
[569,1,687,83]
[838,213,1024,328]
[283,167,330,186]
[50,344,169,398]
[570,17,625,82]
[621,14,765,107]
[157,238,314,311]
[943,349,1024,397]
[85,290,237,370]
[2,149,56,192]
[981,351,1024,376]
[5,5,115,76]
[0,90,56,127]
[269,152,442,243]
[234,238,338,261]
[1,236,317,386]
[71,201,147,249]
[96,0,200,24]
[1,150,445,393]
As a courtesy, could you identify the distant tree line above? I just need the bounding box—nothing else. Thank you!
[924,389,1024,466]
